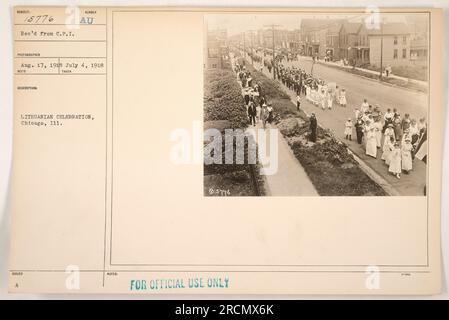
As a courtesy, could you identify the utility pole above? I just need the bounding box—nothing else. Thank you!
[379,20,384,81]
[271,24,275,79]
[250,30,254,66]
[246,30,256,66]
[263,24,282,79]
[243,32,246,61]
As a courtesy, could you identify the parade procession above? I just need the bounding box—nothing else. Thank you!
[205,13,429,197]
[234,51,427,182]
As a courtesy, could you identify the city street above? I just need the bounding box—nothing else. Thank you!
[250,53,427,196]
[288,57,428,120]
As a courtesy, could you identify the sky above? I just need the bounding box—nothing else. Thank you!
[205,13,428,35]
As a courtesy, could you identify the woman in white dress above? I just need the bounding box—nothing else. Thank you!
[310,88,318,107]
[401,128,411,144]
[344,118,353,140]
[383,136,395,165]
[256,104,261,123]
[409,119,419,144]
[360,99,369,114]
[365,127,378,158]
[327,90,333,110]
[320,88,327,110]
[388,142,402,179]
[306,85,311,102]
[373,119,383,148]
[334,86,340,104]
[381,124,396,162]
[339,88,347,107]
[401,138,413,173]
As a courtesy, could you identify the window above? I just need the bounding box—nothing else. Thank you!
[208,48,219,58]
[402,36,407,44]
[402,48,407,58]
[393,49,398,59]
[394,36,398,45]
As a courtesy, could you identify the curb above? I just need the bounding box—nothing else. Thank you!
[346,149,401,196]
[313,60,428,94]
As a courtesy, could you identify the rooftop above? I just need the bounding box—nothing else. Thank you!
[367,22,411,35]
[300,19,343,32]
[341,22,362,34]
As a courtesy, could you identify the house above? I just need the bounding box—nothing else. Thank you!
[365,23,411,68]
[410,38,428,65]
[205,29,229,69]
[354,23,372,66]
[257,28,291,50]
[301,19,340,57]
[325,21,343,61]
[287,29,302,52]
[338,22,363,64]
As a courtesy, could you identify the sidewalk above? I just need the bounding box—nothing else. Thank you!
[247,122,318,196]
[302,56,428,88]
[232,53,318,196]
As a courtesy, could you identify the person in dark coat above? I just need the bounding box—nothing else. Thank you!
[393,114,403,142]
[259,95,266,107]
[266,104,274,124]
[244,92,250,106]
[247,102,257,126]
[309,113,317,142]
[355,117,365,144]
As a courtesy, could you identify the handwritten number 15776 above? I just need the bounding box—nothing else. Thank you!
[24,15,54,24]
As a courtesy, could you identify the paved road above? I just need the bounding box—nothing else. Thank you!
[288,57,428,120]
[248,54,427,196]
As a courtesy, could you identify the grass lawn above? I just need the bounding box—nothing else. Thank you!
[322,63,427,93]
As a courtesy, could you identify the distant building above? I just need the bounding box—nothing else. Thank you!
[287,29,302,52]
[325,21,343,61]
[410,38,428,65]
[301,19,341,57]
[354,23,372,66]
[205,29,229,69]
[365,23,411,68]
[259,29,273,48]
[338,22,363,64]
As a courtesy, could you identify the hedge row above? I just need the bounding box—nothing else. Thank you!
[204,69,248,129]
[203,68,265,196]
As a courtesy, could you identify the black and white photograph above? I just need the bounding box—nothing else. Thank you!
[203,12,429,197]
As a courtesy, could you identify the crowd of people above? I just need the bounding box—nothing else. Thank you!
[235,49,427,180]
[349,102,427,179]
[234,60,274,129]
[271,55,349,110]
[256,51,428,180]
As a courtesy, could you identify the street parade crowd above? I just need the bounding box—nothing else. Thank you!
[234,61,275,130]
[234,51,428,180]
